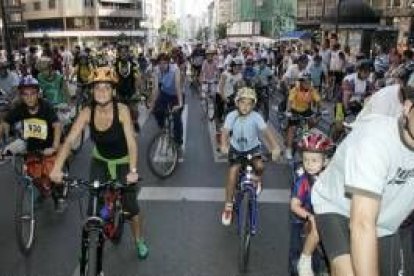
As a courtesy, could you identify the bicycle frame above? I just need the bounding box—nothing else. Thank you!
[235,175,258,235]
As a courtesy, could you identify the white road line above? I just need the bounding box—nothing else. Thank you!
[139,186,290,204]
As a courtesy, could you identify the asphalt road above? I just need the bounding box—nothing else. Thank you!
[0,86,304,276]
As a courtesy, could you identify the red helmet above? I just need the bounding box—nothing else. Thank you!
[298,133,333,153]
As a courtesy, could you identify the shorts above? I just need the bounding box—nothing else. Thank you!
[288,109,313,127]
[315,213,401,275]
[228,145,262,165]
[89,158,140,218]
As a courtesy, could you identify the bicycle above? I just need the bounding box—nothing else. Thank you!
[200,80,217,121]
[147,106,179,178]
[255,84,270,122]
[232,153,271,273]
[63,177,134,276]
[1,150,71,256]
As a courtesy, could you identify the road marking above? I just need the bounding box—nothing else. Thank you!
[139,186,290,204]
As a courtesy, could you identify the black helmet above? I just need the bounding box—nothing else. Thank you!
[356,59,372,71]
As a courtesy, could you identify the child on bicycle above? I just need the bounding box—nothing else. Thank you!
[220,87,281,226]
[285,72,321,160]
[289,132,333,276]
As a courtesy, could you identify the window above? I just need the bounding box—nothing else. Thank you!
[49,0,56,9]
[9,12,22,22]
[33,1,40,11]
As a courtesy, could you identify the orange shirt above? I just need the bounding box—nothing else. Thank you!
[288,87,321,112]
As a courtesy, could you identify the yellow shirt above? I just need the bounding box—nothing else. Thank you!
[288,87,321,113]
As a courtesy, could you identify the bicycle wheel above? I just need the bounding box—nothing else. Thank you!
[238,192,252,273]
[15,178,36,256]
[80,229,101,276]
[147,132,178,178]
[110,200,125,245]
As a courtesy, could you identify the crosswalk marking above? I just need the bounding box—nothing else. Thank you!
[139,186,290,204]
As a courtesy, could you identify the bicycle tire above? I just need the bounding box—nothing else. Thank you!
[147,132,178,179]
[81,229,100,276]
[15,178,36,256]
[238,192,252,273]
[110,200,125,245]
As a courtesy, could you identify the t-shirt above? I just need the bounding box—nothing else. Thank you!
[342,73,370,98]
[312,115,414,237]
[291,173,315,223]
[0,71,19,96]
[288,87,321,113]
[5,99,58,151]
[223,71,242,98]
[223,110,267,152]
[354,84,402,126]
[37,72,65,105]
[254,66,273,86]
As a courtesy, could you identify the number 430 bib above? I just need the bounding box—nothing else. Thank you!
[23,118,48,140]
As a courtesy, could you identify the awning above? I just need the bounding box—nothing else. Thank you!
[279,31,312,40]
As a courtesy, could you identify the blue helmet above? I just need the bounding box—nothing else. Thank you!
[18,75,39,90]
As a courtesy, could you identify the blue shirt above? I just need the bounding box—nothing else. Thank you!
[223,110,267,152]
[291,173,314,223]
[255,66,273,86]
[158,65,177,96]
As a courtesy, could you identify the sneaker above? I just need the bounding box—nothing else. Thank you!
[285,148,293,160]
[297,254,314,276]
[55,198,67,213]
[136,239,149,259]
[221,203,233,226]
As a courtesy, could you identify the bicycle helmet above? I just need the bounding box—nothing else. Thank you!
[88,67,118,85]
[18,75,39,90]
[298,132,333,153]
[235,87,257,104]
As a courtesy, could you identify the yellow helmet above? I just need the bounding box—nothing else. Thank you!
[235,87,257,104]
[88,67,118,85]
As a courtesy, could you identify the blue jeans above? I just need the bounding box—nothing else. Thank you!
[153,92,184,146]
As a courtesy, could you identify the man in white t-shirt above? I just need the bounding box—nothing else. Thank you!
[311,73,414,275]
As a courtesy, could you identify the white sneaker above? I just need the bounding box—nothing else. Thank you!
[297,254,314,276]
[285,148,293,160]
[221,203,233,226]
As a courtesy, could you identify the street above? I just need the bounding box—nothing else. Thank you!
[0,86,297,276]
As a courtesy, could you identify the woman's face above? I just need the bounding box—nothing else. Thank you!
[93,82,113,105]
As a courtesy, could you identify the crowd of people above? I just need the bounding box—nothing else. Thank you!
[1,33,414,275]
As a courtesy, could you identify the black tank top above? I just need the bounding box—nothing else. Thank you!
[90,102,128,159]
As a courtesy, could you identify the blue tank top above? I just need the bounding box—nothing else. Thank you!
[158,65,177,96]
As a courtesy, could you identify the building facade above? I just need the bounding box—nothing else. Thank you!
[214,0,232,25]
[231,0,295,37]
[2,0,26,50]
[22,0,144,47]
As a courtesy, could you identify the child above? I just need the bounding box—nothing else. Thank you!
[220,87,281,226]
[289,132,333,276]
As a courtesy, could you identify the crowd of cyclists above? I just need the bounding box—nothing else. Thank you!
[1,31,414,275]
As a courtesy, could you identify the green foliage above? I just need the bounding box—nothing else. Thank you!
[159,20,178,38]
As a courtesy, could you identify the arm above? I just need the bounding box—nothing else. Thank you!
[290,197,313,219]
[51,121,62,151]
[350,193,380,276]
[175,68,183,108]
[51,108,89,175]
[262,127,281,159]
[119,104,138,174]
[220,128,230,153]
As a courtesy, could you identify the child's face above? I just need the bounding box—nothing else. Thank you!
[237,98,255,115]
[302,151,325,175]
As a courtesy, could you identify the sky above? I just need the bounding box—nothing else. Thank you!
[175,0,212,17]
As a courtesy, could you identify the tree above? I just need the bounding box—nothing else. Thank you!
[159,20,178,39]
[216,23,227,39]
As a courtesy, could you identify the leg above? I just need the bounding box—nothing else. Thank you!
[153,94,167,129]
[173,107,183,146]
[331,255,354,276]
[221,163,241,226]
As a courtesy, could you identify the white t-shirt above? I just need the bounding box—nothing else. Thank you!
[354,84,402,125]
[222,71,242,98]
[343,73,368,97]
[312,115,414,237]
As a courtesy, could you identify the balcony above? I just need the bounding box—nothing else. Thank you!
[98,7,143,18]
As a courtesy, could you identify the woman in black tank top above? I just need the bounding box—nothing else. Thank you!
[50,67,149,259]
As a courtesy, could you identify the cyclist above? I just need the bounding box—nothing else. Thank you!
[342,59,373,112]
[311,70,414,276]
[218,58,243,123]
[307,55,327,94]
[0,59,19,100]
[282,54,310,95]
[220,87,281,226]
[285,72,321,160]
[49,67,149,259]
[150,53,184,159]
[72,51,94,87]
[37,57,68,106]
[200,48,219,98]
[290,133,333,276]
[191,43,206,84]
[115,44,141,129]
[0,76,64,210]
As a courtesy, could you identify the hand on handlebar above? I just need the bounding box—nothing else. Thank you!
[43,147,57,156]
[126,171,139,184]
[50,169,64,184]
[220,146,229,155]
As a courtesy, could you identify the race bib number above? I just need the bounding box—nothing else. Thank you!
[23,118,48,140]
